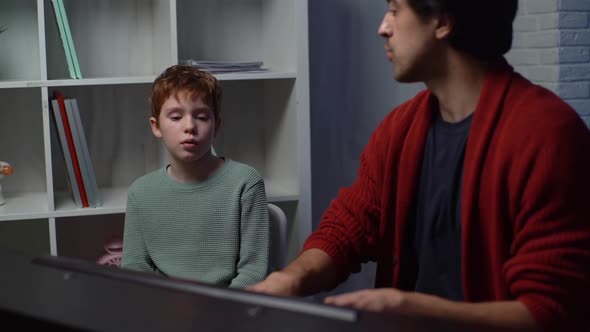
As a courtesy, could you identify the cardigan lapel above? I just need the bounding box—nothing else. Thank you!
[389,92,436,289]
[460,58,515,299]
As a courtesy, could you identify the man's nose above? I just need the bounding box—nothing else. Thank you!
[378,14,391,37]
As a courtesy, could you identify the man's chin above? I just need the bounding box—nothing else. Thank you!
[393,69,421,83]
[394,73,414,83]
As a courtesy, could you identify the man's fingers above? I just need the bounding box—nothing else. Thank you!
[325,291,366,307]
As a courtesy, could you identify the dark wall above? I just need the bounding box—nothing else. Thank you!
[308,1,422,295]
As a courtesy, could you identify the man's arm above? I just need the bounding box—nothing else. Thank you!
[250,251,540,331]
[248,108,410,296]
[247,249,346,296]
[325,289,539,332]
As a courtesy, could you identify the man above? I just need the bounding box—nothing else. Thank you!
[248,0,590,331]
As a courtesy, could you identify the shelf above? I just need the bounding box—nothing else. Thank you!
[0,192,50,222]
[0,80,43,89]
[0,77,154,88]
[0,188,126,222]
[44,76,157,87]
[0,71,297,89]
[53,187,128,217]
[0,182,299,222]
[51,182,298,214]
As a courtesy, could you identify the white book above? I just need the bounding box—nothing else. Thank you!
[70,99,101,207]
[180,59,267,73]
[51,99,82,207]
[66,99,101,208]
[182,60,264,68]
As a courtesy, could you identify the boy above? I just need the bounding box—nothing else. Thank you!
[121,65,269,288]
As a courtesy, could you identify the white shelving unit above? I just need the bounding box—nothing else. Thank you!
[0,0,311,262]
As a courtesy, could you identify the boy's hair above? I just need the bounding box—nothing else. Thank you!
[407,0,518,60]
[150,65,222,127]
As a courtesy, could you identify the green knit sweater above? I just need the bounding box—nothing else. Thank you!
[121,159,269,288]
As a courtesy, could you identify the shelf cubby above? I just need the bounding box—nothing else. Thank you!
[0,0,42,82]
[44,0,175,80]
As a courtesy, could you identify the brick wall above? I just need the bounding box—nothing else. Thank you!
[507,0,590,126]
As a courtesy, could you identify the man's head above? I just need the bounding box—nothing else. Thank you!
[405,0,517,60]
[378,0,517,82]
[150,65,222,130]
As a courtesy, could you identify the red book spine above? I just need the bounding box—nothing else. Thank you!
[55,91,89,208]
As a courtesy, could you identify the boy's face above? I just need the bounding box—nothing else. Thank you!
[150,90,217,164]
[378,0,445,82]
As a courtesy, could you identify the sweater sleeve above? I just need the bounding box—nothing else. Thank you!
[229,177,269,288]
[303,112,396,274]
[121,191,155,273]
[503,113,590,330]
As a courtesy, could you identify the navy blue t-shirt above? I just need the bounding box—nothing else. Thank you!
[411,110,472,301]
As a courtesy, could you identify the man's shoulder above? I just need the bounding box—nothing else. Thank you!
[509,73,573,112]
[505,72,582,127]
[489,71,590,150]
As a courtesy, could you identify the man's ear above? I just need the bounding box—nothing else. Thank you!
[149,117,162,138]
[434,13,453,40]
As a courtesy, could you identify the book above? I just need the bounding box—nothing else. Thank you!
[71,99,101,207]
[184,60,264,68]
[50,98,82,208]
[51,0,82,79]
[56,0,82,79]
[51,0,76,79]
[66,98,101,208]
[54,91,89,208]
[180,60,268,74]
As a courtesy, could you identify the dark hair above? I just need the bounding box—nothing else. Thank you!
[407,0,518,60]
[150,65,222,126]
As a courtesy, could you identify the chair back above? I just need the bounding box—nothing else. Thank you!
[267,203,287,271]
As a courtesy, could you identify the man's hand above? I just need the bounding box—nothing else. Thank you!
[325,288,406,312]
[246,271,300,296]
[246,249,344,297]
[326,288,539,332]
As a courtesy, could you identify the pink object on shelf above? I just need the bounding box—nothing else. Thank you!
[96,237,123,267]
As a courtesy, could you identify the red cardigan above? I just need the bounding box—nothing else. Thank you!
[303,59,590,330]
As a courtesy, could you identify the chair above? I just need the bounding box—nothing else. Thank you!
[267,203,288,272]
